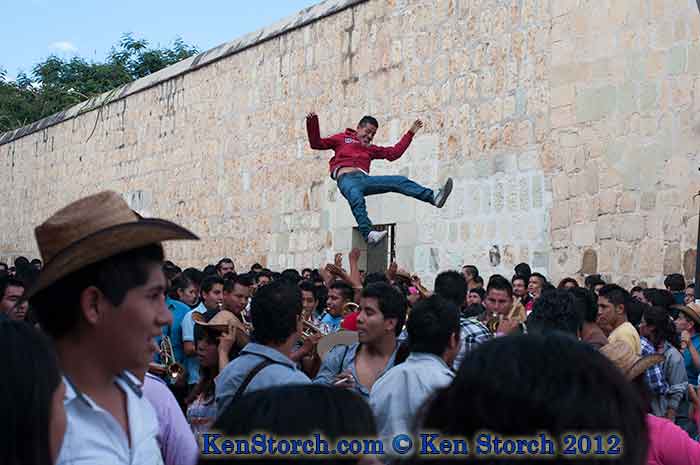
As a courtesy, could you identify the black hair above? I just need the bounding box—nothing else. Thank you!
[280,268,302,284]
[529,272,547,285]
[250,280,302,345]
[642,288,675,310]
[0,321,61,465]
[200,275,225,295]
[630,286,644,294]
[569,287,598,323]
[643,305,679,349]
[462,303,486,319]
[31,244,164,339]
[526,289,583,337]
[14,256,29,267]
[407,295,460,356]
[361,282,407,337]
[512,274,527,286]
[329,281,354,302]
[434,271,468,308]
[414,334,647,465]
[625,298,647,328]
[202,264,218,277]
[224,274,253,293]
[250,263,263,272]
[182,267,204,287]
[255,270,273,284]
[473,275,484,286]
[486,274,513,298]
[299,280,319,301]
[358,115,379,128]
[598,284,631,313]
[216,257,235,272]
[468,287,486,300]
[514,262,531,279]
[363,271,389,286]
[557,277,579,289]
[168,273,195,299]
[301,268,312,275]
[162,261,182,282]
[664,273,686,292]
[30,258,42,266]
[689,283,696,289]
[203,385,376,464]
[584,274,603,288]
[462,265,479,277]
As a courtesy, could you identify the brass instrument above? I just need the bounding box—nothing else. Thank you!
[149,336,185,382]
[301,320,328,341]
[341,302,360,317]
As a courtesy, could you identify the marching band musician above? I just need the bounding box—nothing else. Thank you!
[313,283,408,401]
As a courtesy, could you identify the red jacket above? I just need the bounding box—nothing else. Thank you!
[306,115,414,178]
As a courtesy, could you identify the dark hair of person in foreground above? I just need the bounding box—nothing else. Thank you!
[0,320,64,465]
[411,334,647,465]
[200,384,378,465]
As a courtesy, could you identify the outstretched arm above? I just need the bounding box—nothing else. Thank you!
[306,113,338,150]
[370,119,423,161]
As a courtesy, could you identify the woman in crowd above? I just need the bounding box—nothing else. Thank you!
[600,341,700,465]
[413,334,648,464]
[200,384,380,465]
[186,313,238,441]
[639,306,687,419]
[0,320,66,464]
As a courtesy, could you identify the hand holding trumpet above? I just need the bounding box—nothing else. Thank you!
[333,371,356,389]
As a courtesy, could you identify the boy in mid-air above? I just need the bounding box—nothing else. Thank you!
[306,112,453,244]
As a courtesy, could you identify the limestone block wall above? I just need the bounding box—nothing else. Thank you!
[1,0,699,288]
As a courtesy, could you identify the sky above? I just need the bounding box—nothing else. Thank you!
[1,0,320,80]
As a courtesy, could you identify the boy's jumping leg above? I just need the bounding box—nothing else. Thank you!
[337,172,454,245]
[363,175,453,208]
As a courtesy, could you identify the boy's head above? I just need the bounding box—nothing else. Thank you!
[356,116,378,145]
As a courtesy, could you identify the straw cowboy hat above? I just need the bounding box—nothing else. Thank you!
[599,341,664,381]
[678,303,700,327]
[28,190,198,298]
[193,310,247,333]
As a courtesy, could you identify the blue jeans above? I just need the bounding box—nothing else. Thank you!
[337,172,434,240]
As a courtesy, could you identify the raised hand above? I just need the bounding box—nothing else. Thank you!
[409,119,424,134]
[349,248,361,264]
[334,253,343,269]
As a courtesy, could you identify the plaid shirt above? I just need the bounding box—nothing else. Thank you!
[454,317,493,370]
[641,336,668,396]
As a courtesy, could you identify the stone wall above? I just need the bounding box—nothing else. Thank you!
[2,0,700,288]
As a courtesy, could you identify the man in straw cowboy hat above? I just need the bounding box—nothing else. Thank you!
[28,191,198,465]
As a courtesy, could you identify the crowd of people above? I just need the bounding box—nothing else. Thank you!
[2,190,700,465]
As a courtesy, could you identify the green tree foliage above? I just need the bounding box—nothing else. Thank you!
[0,33,198,133]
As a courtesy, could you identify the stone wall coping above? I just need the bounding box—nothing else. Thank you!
[0,0,367,146]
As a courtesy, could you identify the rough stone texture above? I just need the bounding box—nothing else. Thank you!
[1,0,700,287]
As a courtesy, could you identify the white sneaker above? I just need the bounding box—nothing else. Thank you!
[367,230,388,245]
[433,177,453,208]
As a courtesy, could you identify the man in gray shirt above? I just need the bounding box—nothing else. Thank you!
[215,280,311,416]
[314,282,407,400]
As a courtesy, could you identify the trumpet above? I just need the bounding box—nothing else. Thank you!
[149,336,185,382]
[301,320,328,341]
[341,302,360,317]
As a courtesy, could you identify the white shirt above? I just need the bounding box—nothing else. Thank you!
[370,353,454,442]
[57,371,164,465]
